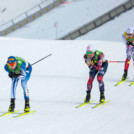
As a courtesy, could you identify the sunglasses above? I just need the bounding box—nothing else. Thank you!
[127,34,133,36]
[7,62,16,66]
[86,51,93,55]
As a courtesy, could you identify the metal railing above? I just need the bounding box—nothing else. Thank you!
[0,0,66,36]
[59,0,134,40]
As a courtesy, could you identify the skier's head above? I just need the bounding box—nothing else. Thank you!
[86,45,95,58]
[126,27,134,38]
[7,56,17,70]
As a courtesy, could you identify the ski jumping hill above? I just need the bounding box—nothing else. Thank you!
[0,37,134,134]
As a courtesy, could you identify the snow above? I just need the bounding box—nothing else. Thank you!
[77,8,134,42]
[5,0,127,40]
[1,1,134,132]
[0,0,41,25]
[0,37,134,134]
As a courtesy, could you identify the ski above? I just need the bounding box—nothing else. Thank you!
[14,110,36,118]
[92,101,109,108]
[0,110,20,117]
[129,81,134,86]
[75,101,94,108]
[115,78,128,86]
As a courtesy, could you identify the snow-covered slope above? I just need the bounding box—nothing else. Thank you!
[77,8,134,42]
[0,37,134,134]
[0,0,41,25]
[6,0,127,39]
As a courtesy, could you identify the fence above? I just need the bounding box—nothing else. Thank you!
[59,0,134,40]
[0,0,66,36]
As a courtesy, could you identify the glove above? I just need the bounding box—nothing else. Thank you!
[89,65,97,70]
[8,72,21,78]
[89,65,99,71]
[127,41,134,46]
[8,72,15,78]
[13,73,21,78]
[93,65,99,70]
[88,65,93,69]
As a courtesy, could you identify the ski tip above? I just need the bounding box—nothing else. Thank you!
[128,82,134,86]
[0,110,20,117]
[14,110,36,118]
[75,101,94,108]
[92,100,110,108]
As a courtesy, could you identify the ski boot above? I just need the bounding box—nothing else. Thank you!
[122,70,127,80]
[84,91,91,103]
[24,99,30,113]
[8,98,15,112]
[100,92,105,103]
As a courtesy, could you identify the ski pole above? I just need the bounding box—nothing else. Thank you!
[108,61,125,63]
[26,54,52,69]
[85,59,125,63]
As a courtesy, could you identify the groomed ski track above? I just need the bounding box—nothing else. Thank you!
[0,38,134,134]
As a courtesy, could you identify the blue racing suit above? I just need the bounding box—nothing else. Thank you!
[4,57,32,100]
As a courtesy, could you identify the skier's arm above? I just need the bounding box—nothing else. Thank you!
[83,54,88,64]
[4,64,10,73]
[122,34,127,45]
[122,34,134,46]
[17,62,26,79]
[94,53,104,70]
[4,64,14,78]
[83,54,94,66]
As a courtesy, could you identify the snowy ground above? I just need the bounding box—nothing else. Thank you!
[77,8,134,42]
[0,0,41,25]
[0,37,134,134]
[5,0,127,40]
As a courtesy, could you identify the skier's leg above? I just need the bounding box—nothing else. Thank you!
[9,78,19,112]
[85,69,98,102]
[97,75,104,93]
[21,78,30,112]
[97,61,108,102]
[21,66,32,99]
[122,45,133,80]
[11,78,19,99]
[21,80,29,100]
[132,48,134,80]
[87,69,98,92]
[21,66,32,112]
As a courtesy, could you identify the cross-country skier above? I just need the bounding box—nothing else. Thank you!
[4,56,32,112]
[84,45,108,103]
[122,27,134,80]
